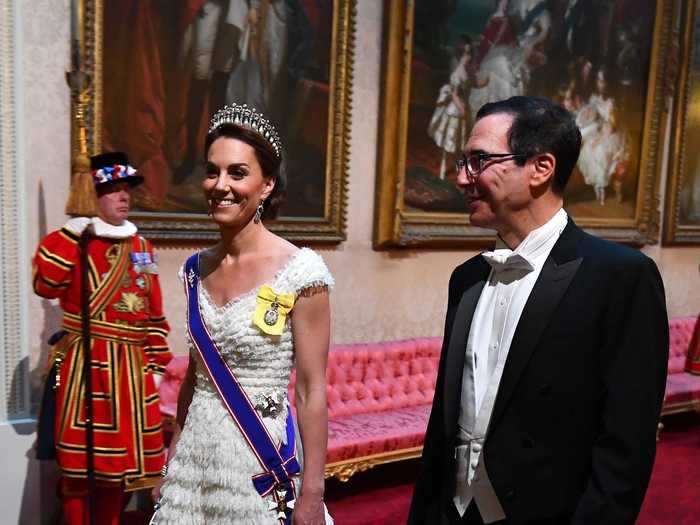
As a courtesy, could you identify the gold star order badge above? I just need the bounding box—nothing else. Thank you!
[267,488,290,520]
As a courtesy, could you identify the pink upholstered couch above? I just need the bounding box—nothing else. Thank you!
[158,337,442,481]
[663,316,700,416]
[158,319,700,480]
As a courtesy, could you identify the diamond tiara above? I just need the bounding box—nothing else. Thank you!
[208,103,282,158]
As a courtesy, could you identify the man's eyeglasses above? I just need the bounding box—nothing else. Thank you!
[456,152,527,181]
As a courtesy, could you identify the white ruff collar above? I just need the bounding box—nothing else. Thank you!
[91,217,137,239]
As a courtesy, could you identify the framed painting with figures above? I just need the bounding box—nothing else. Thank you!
[75,0,353,242]
[374,0,673,248]
[665,0,700,244]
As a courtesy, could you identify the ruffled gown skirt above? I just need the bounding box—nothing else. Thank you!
[155,387,299,524]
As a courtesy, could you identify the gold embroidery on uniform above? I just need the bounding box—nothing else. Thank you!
[109,342,119,431]
[142,424,163,435]
[61,466,131,482]
[38,247,73,270]
[116,319,146,327]
[145,346,169,353]
[105,244,120,266]
[57,443,127,454]
[143,447,165,457]
[144,392,160,404]
[57,337,81,439]
[113,292,146,313]
[125,344,146,476]
[59,229,80,244]
[69,340,119,433]
[39,275,70,289]
[87,254,101,293]
[50,343,67,390]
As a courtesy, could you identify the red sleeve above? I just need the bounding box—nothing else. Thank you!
[142,238,172,375]
[685,314,700,374]
[32,228,80,299]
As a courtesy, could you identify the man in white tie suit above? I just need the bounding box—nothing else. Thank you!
[408,96,668,525]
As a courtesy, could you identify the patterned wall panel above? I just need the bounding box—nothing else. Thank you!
[0,0,29,423]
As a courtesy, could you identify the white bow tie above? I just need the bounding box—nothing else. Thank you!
[482,249,534,273]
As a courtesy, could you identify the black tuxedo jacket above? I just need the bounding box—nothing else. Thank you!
[408,220,669,525]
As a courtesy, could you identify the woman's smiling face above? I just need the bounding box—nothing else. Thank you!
[203,137,275,228]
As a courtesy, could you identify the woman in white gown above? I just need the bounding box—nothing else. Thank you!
[152,104,333,524]
[428,39,487,179]
[468,0,551,117]
[226,0,288,114]
[575,67,626,205]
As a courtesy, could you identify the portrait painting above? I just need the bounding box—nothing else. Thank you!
[78,0,354,242]
[375,0,672,247]
[665,0,700,244]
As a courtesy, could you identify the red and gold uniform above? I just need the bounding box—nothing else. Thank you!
[685,313,700,375]
[33,223,171,492]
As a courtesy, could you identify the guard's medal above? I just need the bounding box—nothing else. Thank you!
[253,286,295,336]
[130,251,158,274]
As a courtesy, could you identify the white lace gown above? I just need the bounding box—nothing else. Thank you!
[576,94,625,190]
[468,44,528,117]
[428,64,470,155]
[156,248,334,524]
[468,0,551,117]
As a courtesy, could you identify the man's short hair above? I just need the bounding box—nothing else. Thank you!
[475,96,582,194]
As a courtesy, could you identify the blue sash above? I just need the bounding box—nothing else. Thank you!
[184,254,299,523]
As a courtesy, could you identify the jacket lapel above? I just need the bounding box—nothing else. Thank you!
[488,221,584,430]
[443,260,490,437]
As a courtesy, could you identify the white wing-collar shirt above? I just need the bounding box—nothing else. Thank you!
[453,208,569,522]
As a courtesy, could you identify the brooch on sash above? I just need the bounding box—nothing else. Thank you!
[253,392,286,418]
[130,252,158,274]
[268,487,293,520]
[253,286,295,336]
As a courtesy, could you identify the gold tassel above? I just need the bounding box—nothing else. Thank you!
[65,130,99,217]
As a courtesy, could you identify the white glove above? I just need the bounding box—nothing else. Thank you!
[64,217,92,235]
[153,374,162,389]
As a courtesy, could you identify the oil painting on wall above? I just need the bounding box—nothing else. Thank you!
[79,0,353,242]
[375,0,671,247]
[665,0,700,244]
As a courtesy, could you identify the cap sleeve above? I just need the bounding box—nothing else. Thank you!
[288,248,334,296]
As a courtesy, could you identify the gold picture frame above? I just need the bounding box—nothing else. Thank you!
[374,0,674,248]
[74,0,354,243]
[664,0,700,244]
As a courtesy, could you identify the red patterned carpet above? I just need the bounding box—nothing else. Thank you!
[324,413,700,525]
[124,413,699,524]
[637,413,700,525]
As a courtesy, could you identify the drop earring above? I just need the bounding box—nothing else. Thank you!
[254,202,264,224]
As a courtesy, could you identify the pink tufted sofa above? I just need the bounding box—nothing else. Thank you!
[158,337,442,481]
[158,319,700,479]
[662,316,700,416]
